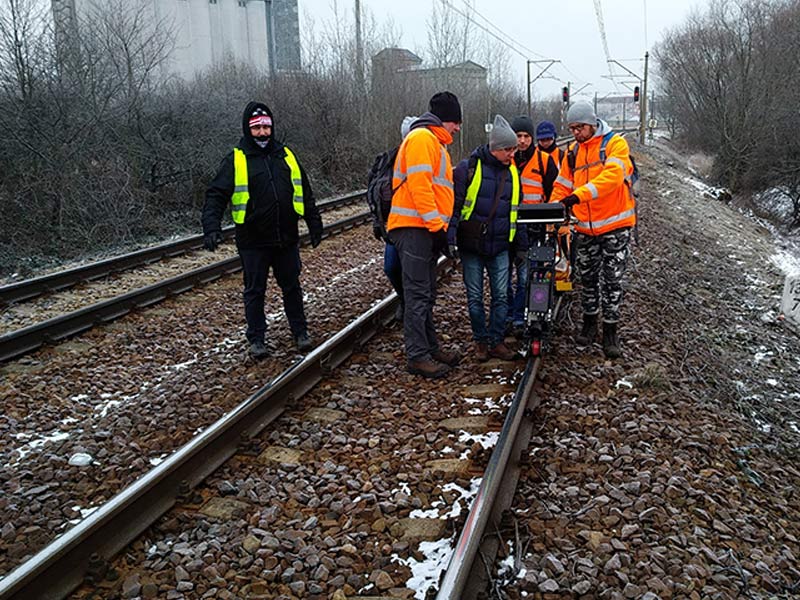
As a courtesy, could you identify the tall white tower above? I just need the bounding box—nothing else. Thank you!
[51,0,301,80]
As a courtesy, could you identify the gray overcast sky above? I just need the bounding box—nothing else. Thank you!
[298,0,708,100]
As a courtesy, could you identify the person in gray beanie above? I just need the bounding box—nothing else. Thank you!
[566,101,598,128]
[552,100,636,359]
[489,114,518,151]
[448,115,527,362]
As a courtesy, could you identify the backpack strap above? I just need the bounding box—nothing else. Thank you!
[465,154,479,187]
[537,148,545,180]
[567,142,578,174]
[598,131,616,163]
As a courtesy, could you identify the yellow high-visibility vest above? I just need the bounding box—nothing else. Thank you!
[461,160,520,241]
[231,146,304,224]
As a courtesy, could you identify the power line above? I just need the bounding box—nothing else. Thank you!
[592,0,620,94]
[464,2,547,60]
[438,0,534,61]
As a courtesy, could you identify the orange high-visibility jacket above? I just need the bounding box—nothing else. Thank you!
[387,123,454,233]
[519,147,564,204]
[551,128,635,236]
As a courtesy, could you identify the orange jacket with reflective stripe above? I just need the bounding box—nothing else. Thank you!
[551,127,635,236]
[387,122,454,233]
[519,146,564,204]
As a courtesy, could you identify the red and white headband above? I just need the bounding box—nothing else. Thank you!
[249,115,272,127]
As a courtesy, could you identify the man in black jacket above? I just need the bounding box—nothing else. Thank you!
[202,101,323,358]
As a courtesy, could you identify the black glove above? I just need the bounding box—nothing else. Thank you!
[444,244,458,260]
[561,194,580,209]
[432,228,448,254]
[203,231,224,251]
[515,249,527,264]
[372,224,384,241]
[310,228,322,249]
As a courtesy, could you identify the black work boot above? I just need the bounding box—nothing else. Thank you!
[602,321,622,359]
[575,314,598,346]
[249,340,269,360]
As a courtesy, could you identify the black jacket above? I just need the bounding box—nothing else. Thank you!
[202,101,323,248]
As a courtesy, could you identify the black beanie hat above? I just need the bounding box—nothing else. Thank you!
[511,115,535,137]
[429,91,462,123]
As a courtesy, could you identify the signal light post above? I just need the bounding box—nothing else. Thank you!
[606,52,649,144]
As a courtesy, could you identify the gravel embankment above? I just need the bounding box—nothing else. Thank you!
[505,138,800,599]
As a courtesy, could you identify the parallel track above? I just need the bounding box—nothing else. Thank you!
[0,206,370,363]
[0,191,365,306]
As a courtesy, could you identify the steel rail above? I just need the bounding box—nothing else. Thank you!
[435,297,564,600]
[0,210,371,363]
[0,190,366,306]
[0,258,453,600]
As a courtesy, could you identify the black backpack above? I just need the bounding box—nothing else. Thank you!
[366,146,402,239]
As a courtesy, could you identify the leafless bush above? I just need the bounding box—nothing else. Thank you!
[654,0,800,227]
[0,0,531,276]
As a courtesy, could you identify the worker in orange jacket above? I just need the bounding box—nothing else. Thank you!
[387,92,462,379]
[551,101,635,359]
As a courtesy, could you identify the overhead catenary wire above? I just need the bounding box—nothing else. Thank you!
[462,1,547,60]
[592,0,621,94]
[438,0,546,61]
[444,0,596,99]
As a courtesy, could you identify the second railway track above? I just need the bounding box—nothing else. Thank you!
[0,193,370,363]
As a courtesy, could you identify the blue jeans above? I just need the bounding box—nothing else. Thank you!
[506,252,528,326]
[461,251,510,347]
[384,242,403,299]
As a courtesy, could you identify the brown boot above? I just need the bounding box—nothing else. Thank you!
[474,342,489,362]
[489,342,518,361]
[432,348,461,367]
[407,359,450,379]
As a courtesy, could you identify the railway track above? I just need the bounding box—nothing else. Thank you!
[0,191,365,306]
[0,130,638,598]
[0,192,369,363]
[0,253,556,600]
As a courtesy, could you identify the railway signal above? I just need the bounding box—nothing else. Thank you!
[562,86,569,103]
[634,85,640,103]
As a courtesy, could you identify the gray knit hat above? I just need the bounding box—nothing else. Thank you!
[566,101,597,126]
[489,115,517,150]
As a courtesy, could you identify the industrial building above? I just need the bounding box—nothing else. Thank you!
[51,0,301,80]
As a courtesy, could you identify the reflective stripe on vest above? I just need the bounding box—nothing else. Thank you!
[282,147,305,217]
[231,146,304,225]
[575,207,636,231]
[460,160,520,241]
[231,148,249,224]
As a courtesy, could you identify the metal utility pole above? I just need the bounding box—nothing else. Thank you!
[639,51,649,145]
[526,59,559,117]
[355,0,364,93]
[265,0,276,76]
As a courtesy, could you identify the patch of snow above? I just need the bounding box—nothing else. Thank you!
[393,537,454,600]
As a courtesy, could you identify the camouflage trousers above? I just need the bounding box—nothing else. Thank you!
[574,227,631,323]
